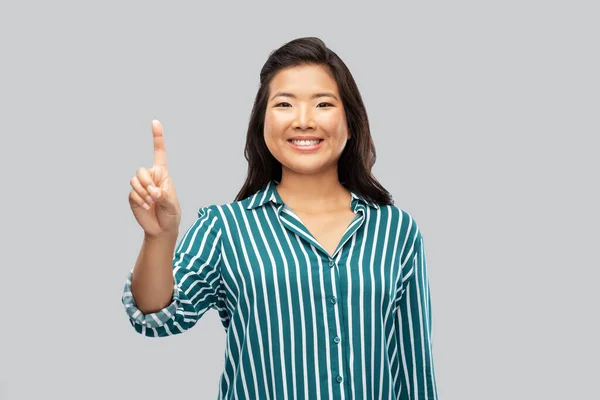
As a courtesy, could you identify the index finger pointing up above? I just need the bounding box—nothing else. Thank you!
[152,119,168,167]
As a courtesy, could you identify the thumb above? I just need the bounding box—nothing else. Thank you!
[150,179,175,210]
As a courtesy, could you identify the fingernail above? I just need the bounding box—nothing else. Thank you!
[146,195,154,204]
[148,186,161,199]
[142,203,150,210]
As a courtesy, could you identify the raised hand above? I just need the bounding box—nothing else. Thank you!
[128,120,181,238]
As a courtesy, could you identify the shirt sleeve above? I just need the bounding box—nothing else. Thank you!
[396,232,439,399]
[121,205,226,337]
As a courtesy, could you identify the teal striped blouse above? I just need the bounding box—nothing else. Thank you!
[122,179,438,399]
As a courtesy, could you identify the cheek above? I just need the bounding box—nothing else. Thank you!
[264,113,285,139]
[324,114,348,140]
[263,113,272,135]
[263,116,280,153]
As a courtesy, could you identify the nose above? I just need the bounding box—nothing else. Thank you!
[291,104,316,130]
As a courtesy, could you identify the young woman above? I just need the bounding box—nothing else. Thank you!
[123,37,438,400]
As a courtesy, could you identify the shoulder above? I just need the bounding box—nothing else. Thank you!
[384,204,423,261]
[196,198,249,226]
[382,204,422,237]
[197,203,222,219]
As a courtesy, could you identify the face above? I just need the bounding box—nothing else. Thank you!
[264,64,349,176]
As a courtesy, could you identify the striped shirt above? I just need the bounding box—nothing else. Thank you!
[122,179,438,399]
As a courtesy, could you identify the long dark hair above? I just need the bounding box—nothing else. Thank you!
[234,36,394,206]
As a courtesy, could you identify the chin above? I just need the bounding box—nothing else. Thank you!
[282,161,330,175]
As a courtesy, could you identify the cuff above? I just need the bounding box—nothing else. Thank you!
[121,269,180,329]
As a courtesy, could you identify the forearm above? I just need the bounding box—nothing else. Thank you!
[130,232,178,314]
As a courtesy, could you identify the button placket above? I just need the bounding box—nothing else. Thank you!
[326,256,343,389]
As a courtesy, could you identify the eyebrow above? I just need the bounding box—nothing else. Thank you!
[269,92,339,101]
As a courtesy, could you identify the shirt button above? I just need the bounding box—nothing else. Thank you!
[329,259,335,267]
[330,296,337,304]
[336,375,343,383]
[334,336,341,344]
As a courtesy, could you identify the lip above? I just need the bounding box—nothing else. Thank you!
[288,136,322,141]
[287,138,324,152]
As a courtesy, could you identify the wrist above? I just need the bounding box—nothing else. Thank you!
[144,230,178,243]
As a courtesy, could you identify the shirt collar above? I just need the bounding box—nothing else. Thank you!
[246,179,380,210]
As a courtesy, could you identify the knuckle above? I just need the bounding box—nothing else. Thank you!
[137,168,150,182]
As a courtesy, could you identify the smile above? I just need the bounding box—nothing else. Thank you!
[287,139,324,152]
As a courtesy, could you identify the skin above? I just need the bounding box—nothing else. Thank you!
[264,64,353,214]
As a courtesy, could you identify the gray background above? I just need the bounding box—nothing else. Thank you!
[1,1,598,399]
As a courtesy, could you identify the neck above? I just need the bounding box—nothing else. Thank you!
[276,168,351,212]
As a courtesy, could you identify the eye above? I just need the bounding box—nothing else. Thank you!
[274,102,291,107]
[317,102,333,108]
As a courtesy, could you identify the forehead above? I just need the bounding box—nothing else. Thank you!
[269,64,339,95]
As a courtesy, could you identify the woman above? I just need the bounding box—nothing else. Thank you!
[123,37,438,400]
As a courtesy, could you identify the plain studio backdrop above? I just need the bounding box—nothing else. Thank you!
[0,1,598,399]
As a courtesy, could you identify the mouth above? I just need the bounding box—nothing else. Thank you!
[287,138,324,152]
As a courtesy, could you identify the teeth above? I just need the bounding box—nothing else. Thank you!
[291,139,321,146]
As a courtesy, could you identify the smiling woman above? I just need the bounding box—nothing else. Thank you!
[235,39,389,206]
[123,36,438,400]
[264,64,349,166]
